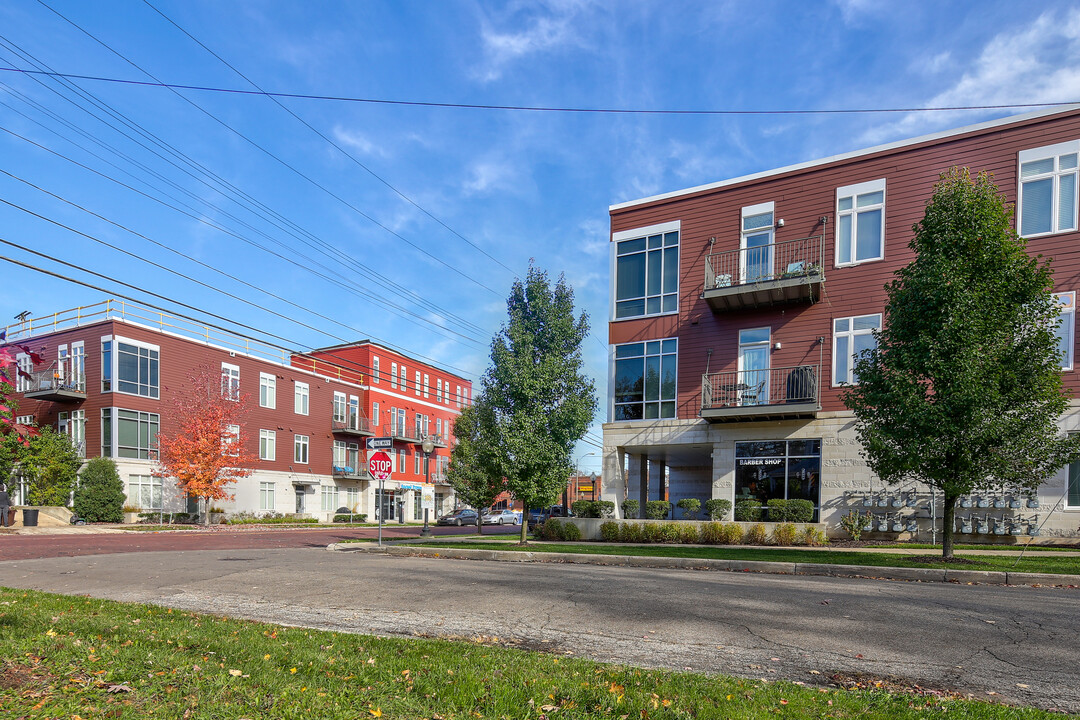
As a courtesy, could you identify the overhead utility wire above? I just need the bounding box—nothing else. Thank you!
[141,0,516,277]
[34,2,503,297]
[2,65,1077,116]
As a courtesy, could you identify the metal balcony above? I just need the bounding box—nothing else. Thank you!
[331,413,374,436]
[703,234,824,312]
[385,423,420,443]
[426,433,447,448]
[22,369,87,402]
[701,364,821,422]
[332,464,371,481]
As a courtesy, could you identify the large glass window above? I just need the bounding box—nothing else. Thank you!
[294,381,309,415]
[259,429,276,461]
[1055,292,1075,371]
[333,391,347,423]
[613,339,677,420]
[614,223,679,319]
[333,440,347,468]
[836,179,885,265]
[58,410,86,457]
[833,314,881,385]
[127,474,162,510]
[1019,141,1078,237]
[322,485,338,512]
[259,482,275,511]
[734,440,821,519]
[116,340,159,398]
[259,372,276,408]
[221,363,240,401]
[101,408,159,459]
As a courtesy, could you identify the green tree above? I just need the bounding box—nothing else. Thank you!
[19,426,81,506]
[446,401,505,534]
[843,168,1080,559]
[481,266,597,544]
[73,457,125,523]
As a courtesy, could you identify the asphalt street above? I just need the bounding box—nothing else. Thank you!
[1,545,1077,713]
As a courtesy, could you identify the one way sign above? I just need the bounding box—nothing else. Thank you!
[366,437,393,450]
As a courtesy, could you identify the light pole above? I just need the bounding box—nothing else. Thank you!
[420,436,435,537]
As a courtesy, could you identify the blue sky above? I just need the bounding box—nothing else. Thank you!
[2,0,1080,469]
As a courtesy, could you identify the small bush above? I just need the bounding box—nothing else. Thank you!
[675,498,701,520]
[571,500,591,517]
[599,521,620,541]
[619,522,645,543]
[766,498,789,522]
[73,457,125,523]
[677,523,700,544]
[734,500,763,522]
[536,519,581,541]
[332,513,369,523]
[704,499,732,521]
[700,521,724,544]
[839,510,872,541]
[571,500,617,519]
[718,522,744,545]
[771,522,798,546]
[645,501,672,520]
[121,504,140,514]
[621,499,639,518]
[640,523,661,543]
[799,526,828,546]
[787,499,815,523]
[657,522,682,543]
[560,522,582,541]
[744,523,769,545]
[596,501,615,518]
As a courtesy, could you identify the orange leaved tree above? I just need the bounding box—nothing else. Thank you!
[155,366,258,524]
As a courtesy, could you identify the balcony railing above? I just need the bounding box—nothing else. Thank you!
[331,413,374,436]
[332,464,370,481]
[703,234,824,311]
[385,423,420,443]
[701,364,821,422]
[22,368,87,402]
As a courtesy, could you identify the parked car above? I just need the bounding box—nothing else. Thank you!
[528,505,571,527]
[436,508,479,526]
[481,508,520,525]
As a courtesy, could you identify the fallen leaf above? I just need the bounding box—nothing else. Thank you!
[106,684,132,694]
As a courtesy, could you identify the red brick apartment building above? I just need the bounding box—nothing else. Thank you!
[603,105,1080,538]
[7,301,470,522]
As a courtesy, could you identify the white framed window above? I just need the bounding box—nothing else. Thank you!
[836,179,885,266]
[221,363,240,401]
[333,439,347,467]
[423,374,429,398]
[437,379,443,402]
[294,434,309,464]
[833,314,882,385]
[373,356,380,384]
[58,341,86,392]
[259,429,276,461]
[101,408,159,460]
[1056,292,1075,371]
[400,365,407,391]
[15,414,33,425]
[398,448,406,474]
[391,362,398,389]
[332,391,347,423]
[294,381,309,415]
[612,220,680,320]
[127,474,162,510]
[101,336,160,398]
[1019,140,1078,237]
[259,481,275,511]
[259,372,276,409]
[414,371,421,396]
[345,486,360,512]
[414,448,421,474]
[372,401,380,428]
[223,424,240,456]
[321,484,338,512]
[740,202,775,284]
[456,385,462,408]
[612,338,677,420]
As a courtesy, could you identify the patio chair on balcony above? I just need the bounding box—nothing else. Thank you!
[715,273,732,288]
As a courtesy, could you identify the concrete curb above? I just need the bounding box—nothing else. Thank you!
[328,542,1080,588]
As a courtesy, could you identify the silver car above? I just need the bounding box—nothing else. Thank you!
[481,509,520,525]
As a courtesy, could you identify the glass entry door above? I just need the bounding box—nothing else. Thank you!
[738,327,770,406]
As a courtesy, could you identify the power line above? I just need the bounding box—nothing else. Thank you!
[2,65,1077,116]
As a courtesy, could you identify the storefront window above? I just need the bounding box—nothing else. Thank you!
[734,439,821,519]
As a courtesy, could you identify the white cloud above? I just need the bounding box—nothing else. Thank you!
[463,158,519,196]
[831,0,887,25]
[473,1,594,82]
[332,127,388,158]
[861,9,1080,144]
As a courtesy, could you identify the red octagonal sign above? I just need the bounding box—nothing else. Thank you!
[368,450,393,480]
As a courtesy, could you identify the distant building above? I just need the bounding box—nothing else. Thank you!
[7,300,470,521]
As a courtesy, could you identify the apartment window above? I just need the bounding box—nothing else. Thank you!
[259,429,276,461]
[344,486,360,512]
[415,370,421,396]
[740,202,775,283]
[294,434,309,464]
[1056,292,1075,371]
[423,374,429,398]
[613,221,679,320]
[613,339,677,420]
[59,341,86,392]
[414,448,421,474]
[373,356,380,383]
[436,417,443,439]
[127,474,162,510]
[833,314,881,385]
[391,362,398,389]
[294,381,309,415]
[15,414,33,425]
[259,373,276,409]
[104,338,159,398]
[259,482,275,511]
[221,363,240,401]
[1019,140,1078,237]
[456,385,462,408]
[333,391,347,423]
[321,485,338,512]
[333,440,347,468]
[836,179,885,265]
[348,396,360,430]
[101,408,159,459]
[372,401,380,428]
[437,379,442,402]
[58,410,86,457]
[400,365,407,391]
[398,449,406,474]
[224,424,240,456]
[347,442,360,472]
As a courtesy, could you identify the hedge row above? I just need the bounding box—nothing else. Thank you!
[734,499,815,523]
[534,518,582,541]
[570,500,615,518]
[598,520,828,546]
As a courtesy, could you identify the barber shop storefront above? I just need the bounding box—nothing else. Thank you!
[734,439,821,520]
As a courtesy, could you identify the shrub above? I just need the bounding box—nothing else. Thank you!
[599,521,620,542]
[572,500,617,518]
[621,499,640,518]
[734,500,763,522]
[700,521,724,544]
[560,522,582,541]
[839,510,872,541]
[718,522,744,545]
[536,519,581,541]
[766,498,789,522]
[704,499,732,521]
[121,504,140,514]
[619,522,645,543]
[786,499,815,523]
[657,522,682,543]
[677,523,700,544]
[799,526,828,546]
[675,498,701,520]
[771,522,798,546]
[744,523,769,545]
[596,501,615,518]
[640,523,661,543]
[73,457,125,523]
[333,513,369,523]
[645,501,672,520]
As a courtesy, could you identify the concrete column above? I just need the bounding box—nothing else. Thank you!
[626,453,648,518]
[711,441,734,520]
[600,447,627,517]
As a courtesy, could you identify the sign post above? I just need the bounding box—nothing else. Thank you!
[367,440,393,546]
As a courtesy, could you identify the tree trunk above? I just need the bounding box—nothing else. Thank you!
[477,516,483,535]
[941,492,957,559]
[203,496,210,527]
[519,515,528,545]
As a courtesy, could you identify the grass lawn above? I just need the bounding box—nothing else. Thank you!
[400,541,1080,576]
[0,588,1063,719]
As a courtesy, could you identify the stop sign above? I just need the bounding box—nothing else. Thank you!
[368,450,393,480]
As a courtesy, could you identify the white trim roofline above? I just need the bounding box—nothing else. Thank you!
[610,104,1080,212]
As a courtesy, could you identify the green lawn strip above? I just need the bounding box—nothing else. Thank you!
[875,543,1077,553]
[402,541,1080,576]
[0,589,1057,720]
